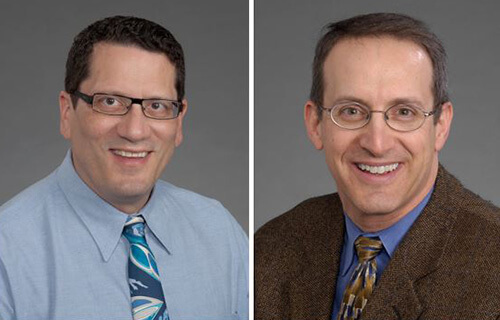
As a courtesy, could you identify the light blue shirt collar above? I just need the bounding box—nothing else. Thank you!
[55,150,172,262]
[340,188,433,276]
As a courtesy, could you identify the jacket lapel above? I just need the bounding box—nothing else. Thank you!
[289,194,346,320]
[361,166,459,320]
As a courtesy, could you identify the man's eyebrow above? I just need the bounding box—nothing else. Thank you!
[330,96,425,108]
[94,90,174,100]
[331,95,370,106]
[146,96,177,101]
[93,90,129,96]
[388,98,425,107]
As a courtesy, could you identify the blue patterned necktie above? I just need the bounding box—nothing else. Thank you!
[123,216,169,320]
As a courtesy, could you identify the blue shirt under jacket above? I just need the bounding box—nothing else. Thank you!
[0,151,248,320]
[331,189,433,319]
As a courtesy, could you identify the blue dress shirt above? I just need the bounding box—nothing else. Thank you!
[331,189,433,319]
[0,151,248,320]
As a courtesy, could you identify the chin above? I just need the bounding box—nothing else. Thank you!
[349,191,402,216]
[110,178,155,198]
[356,201,400,216]
[120,184,153,197]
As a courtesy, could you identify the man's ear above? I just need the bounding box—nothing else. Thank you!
[304,100,324,150]
[175,98,188,147]
[59,91,73,140]
[434,101,453,152]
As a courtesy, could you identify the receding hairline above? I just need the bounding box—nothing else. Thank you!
[323,34,434,71]
[320,34,436,102]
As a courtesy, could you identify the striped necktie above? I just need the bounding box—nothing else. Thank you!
[337,236,383,320]
[123,216,169,320]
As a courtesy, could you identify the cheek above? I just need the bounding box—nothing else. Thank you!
[72,116,117,147]
[151,124,179,147]
[323,133,355,164]
[405,129,436,159]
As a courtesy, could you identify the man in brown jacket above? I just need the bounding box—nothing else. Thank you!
[255,13,500,320]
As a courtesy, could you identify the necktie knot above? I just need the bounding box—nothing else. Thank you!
[354,236,383,263]
[123,216,146,243]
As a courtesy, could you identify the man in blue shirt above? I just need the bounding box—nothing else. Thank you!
[256,13,500,320]
[0,16,248,320]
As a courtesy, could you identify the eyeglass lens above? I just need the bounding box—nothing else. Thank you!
[93,94,180,119]
[330,103,429,131]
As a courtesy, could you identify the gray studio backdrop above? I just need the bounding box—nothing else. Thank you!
[256,0,500,230]
[0,0,249,233]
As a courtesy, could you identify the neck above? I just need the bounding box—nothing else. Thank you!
[110,196,150,214]
[348,211,412,233]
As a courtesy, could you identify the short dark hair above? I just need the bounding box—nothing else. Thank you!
[310,13,448,122]
[65,15,185,104]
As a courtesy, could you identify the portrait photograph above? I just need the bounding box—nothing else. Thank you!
[0,1,248,319]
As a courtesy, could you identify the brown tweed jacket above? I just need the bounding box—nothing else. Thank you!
[255,166,500,320]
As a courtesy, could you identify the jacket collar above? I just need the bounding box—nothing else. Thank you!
[362,165,460,320]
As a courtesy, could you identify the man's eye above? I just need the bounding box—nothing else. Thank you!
[398,108,413,116]
[394,106,417,117]
[345,108,359,115]
[151,102,166,110]
[104,98,117,105]
[339,106,365,116]
[99,96,124,106]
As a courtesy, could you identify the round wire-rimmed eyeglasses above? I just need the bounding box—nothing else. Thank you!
[318,101,438,132]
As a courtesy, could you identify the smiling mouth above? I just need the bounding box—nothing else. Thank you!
[111,149,150,158]
[356,163,399,174]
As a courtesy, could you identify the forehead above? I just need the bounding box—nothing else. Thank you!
[83,42,176,97]
[322,36,433,104]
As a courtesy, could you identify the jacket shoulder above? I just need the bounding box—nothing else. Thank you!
[447,182,500,266]
[417,167,500,315]
[255,194,343,319]
[435,166,500,240]
[256,193,342,242]
[255,193,344,281]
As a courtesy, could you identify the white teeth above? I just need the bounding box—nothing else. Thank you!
[113,150,148,158]
[357,163,399,174]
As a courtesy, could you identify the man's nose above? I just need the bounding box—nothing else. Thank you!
[358,111,395,157]
[116,104,151,142]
